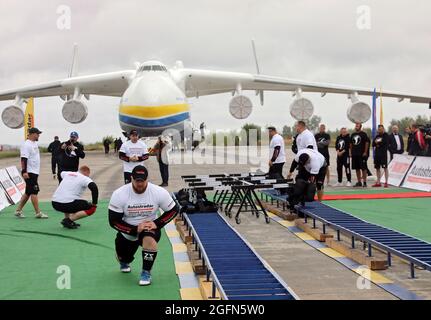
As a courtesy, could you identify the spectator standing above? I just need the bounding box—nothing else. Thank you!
[388,125,404,160]
[48,136,61,179]
[372,125,390,187]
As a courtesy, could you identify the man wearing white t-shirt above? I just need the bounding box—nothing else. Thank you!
[295,121,317,152]
[15,127,48,219]
[267,127,286,179]
[119,129,149,184]
[52,166,99,229]
[108,166,179,286]
[289,148,327,201]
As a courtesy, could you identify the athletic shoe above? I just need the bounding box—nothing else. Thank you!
[159,183,168,187]
[61,218,77,229]
[139,270,152,286]
[120,262,131,273]
[333,182,343,187]
[353,182,362,187]
[72,221,81,227]
[35,212,48,219]
[372,183,382,188]
[345,181,352,187]
[384,183,389,188]
[15,211,25,218]
[363,182,367,188]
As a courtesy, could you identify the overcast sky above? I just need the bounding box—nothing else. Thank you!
[0,0,430,145]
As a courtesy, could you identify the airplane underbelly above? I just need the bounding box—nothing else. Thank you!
[119,104,190,136]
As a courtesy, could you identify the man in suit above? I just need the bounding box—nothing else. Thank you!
[388,125,404,160]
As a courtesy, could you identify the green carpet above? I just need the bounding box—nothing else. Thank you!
[0,200,180,300]
[325,198,431,243]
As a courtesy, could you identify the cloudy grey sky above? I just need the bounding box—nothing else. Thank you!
[0,0,430,145]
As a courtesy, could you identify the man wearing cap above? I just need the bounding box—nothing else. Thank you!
[52,165,98,229]
[57,131,86,183]
[119,130,149,184]
[108,166,179,286]
[267,127,286,179]
[14,128,48,219]
[48,136,61,179]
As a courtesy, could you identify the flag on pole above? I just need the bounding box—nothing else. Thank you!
[379,87,384,125]
[24,98,35,140]
[372,88,377,158]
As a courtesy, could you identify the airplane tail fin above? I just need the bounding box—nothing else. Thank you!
[251,39,264,106]
[68,43,79,78]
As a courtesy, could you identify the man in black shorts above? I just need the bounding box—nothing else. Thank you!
[108,166,179,286]
[372,125,389,188]
[52,165,98,229]
[15,127,48,219]
[315,124,331,185]
[350,123,370,187]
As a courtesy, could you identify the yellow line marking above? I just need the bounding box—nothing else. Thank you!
[172,243,187,253]
[180,288,203,300]
[175,262,194,274]
[295,232,315,241]
[319,247,345,258]
[353,267,393,284]
[266,211,277,218]
[278,220,295,227]
[119,104,189,118]
[166,230,180,238]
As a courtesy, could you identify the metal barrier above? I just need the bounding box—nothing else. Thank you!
[296,201,431,278]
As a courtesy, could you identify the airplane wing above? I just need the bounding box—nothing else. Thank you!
[0,70,135,101]
[180,68,431,104]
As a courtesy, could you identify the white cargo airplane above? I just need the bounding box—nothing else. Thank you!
[1,44,430,137]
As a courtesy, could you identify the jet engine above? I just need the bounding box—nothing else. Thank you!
[229,95,253,119]
[62,99,88,124]
[1,105,25,129]
[289,97,314,121]
[347,98,371,124]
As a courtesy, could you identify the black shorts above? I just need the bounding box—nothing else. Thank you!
[124,172,132,184]
[52,200,91,214]
[25,173,40,195]
[374,155,388,169]
[322,153,330,166]
[297,165,327,191]
[115,230,162,264]
[352,156,368,170]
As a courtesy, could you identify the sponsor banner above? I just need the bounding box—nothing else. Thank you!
[6,166,26,195]
[388,154,415,187]
[402,156,431,192]
[0,187,11,212]
[0,169,22,204]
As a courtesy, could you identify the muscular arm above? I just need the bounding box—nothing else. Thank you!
[289,160,298,174]
[119,151,130,162]
[138,153,150,161]
[88,182,99,205]
[271,146,281,162]
[153,204,179,229]
[21,157,28,174]
[108,210,138,236]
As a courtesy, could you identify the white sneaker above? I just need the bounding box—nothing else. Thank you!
[345,181,352,187]
[333,182,343,187]
[15,211,25,218]
[35,212,49,219]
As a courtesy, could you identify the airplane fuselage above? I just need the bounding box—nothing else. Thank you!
[118,62,191,137]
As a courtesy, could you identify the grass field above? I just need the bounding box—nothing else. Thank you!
[325,198,431,243]
[0,200,180,300]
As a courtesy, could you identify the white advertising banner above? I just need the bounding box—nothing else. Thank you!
[0,187,10,211]
[0,169,22,204]
[401,156,431,192]
[6,166,26,195]
[388,154,415,187]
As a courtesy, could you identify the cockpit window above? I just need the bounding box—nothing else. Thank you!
[138,65,167,73]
